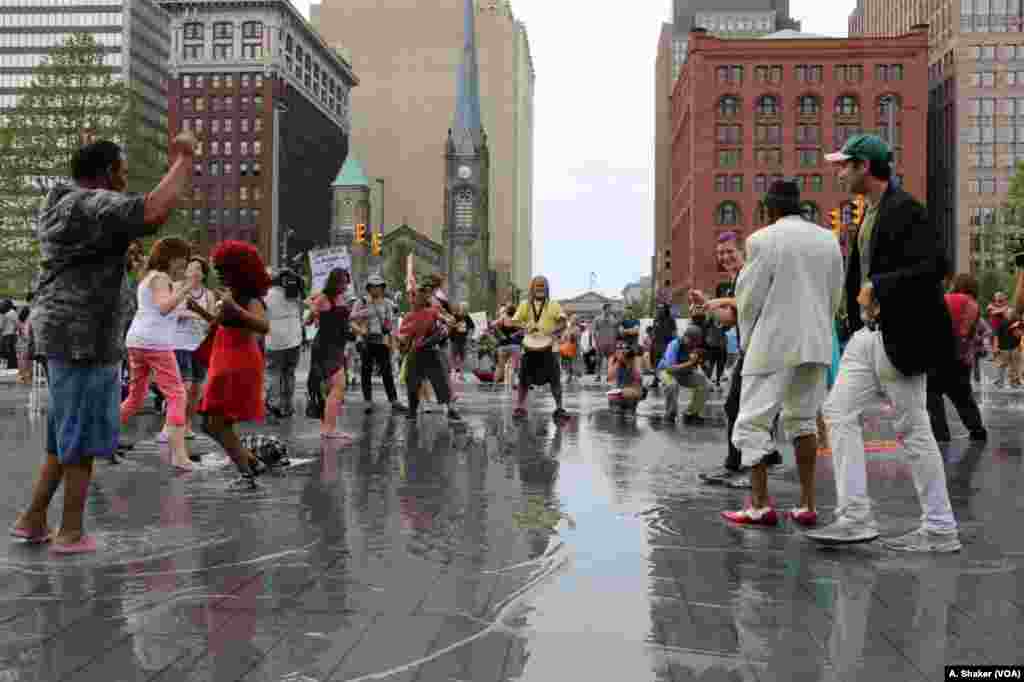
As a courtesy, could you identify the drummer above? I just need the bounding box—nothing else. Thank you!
[511,275,569,421]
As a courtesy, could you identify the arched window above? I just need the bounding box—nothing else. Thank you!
[756,95,780,116]
[756,201,769,225]
[877,94,902,117]
[454,188,474,232]
[835,95,860,116]
[718,96,740,118]
[800,201,821,224]
[716,201,740,226]
[798,95,820,116]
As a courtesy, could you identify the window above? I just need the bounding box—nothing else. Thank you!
[212,96,221,112]
[716,124,742,144]
[192,208,203,223]
[794,175,805,192]
[254,118,262,132]
[800,202,820,224]
[754,174,767,194]
[240,141,249,155]
[835,95,859,116]
[834,125,861,148]
[224,141,232,156]
[194,118,204,133]
[716,66,743,84]
[182,75,192,89]
[181,118,192,132]
[254,95,263,110]
[212,74,221,89]
[211,119,220,134]
[209,208,220,224]
[193,162,203,176]
[255,74,263,88]
[225,75,233,88]
[209,160,221,176]
[810,175,823,192]
[756,125,782,144]
[253,161,262,176]
[878,123,902,146]
[211,140,220,155]
[239,208,250,224]
[730,175,743,192]
[835,65,863,83]
[224,119,232,133]
[240,118,249,133]
[242,21,263,39]
[224,96,233,109]
[716,202,740,226]
[183,45,202,60]
[798,95,820,116]
[718,96,740,118]
[195,75,205,88]
[798,149,820,167]
[970,71,996,87]
[242,44,262,59]
[253,141,262,155]
[795,125,820,144]
[213,21,233,39]
[241,96,250,110]
[755,65,783,84]
[756,95,780,117]
[241,74,251,89]
[224,162,233,176]
[240,161,250,176]
[715,175,728,192]
[213,44,233,60]
[875,64,905,81]
[184,22,203,40]
[756,148,782,167]
[718,149,741,168]
[878,95,902,117]
[253,187,262,201]
[795,65,823,82]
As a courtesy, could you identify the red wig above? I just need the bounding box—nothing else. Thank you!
[210,240,271,299]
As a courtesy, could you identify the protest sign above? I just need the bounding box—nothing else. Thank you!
[309,246,351,292]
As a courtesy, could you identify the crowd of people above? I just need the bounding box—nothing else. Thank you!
[9,128,1024,557]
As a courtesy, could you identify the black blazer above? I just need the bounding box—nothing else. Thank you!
[844,184,955,377]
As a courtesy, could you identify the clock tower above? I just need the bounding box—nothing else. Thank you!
[443,0,492,310]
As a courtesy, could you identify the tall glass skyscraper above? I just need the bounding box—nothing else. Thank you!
[0,0,171,135]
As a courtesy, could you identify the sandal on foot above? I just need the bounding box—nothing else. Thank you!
[50,536,98,554]
[11,527,51,544]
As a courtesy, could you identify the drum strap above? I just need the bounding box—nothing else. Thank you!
[530,299,546,327]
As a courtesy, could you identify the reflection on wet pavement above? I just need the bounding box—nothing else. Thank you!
[0,382,1021,681]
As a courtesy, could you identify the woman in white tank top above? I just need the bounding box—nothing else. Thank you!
[121,238,201,470]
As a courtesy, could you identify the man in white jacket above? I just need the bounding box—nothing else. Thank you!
[722,180,844,527]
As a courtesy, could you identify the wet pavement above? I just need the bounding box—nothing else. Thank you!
[0,376,1022,681]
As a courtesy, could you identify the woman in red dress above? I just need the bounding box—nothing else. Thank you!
[193,241,271,480]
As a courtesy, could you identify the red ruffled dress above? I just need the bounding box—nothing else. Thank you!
[199,297,265,423]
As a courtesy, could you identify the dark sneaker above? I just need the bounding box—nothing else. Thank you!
[969,429,988,442]
[406,412,418,422]
[390,402,408,413]
[364,403,375,414]
[664,411,677,422]
[447,407,463,422]
[553,408,569,421]
[683,414,706,425]
[699,467,743,485]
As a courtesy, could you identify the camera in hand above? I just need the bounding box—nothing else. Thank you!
[272,268,305,300]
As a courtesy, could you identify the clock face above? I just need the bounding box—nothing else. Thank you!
[458,165,472,180]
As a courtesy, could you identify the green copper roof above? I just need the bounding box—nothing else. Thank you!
[332,156,370,187]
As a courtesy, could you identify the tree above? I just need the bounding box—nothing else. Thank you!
[0,33,185,297]
[624,289,655,320]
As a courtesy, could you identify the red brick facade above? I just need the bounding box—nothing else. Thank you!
[670,28,929,297]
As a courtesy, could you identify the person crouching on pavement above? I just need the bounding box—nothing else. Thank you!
[607,340,646,412]
[657,323,708,424]
[722,179,844,528]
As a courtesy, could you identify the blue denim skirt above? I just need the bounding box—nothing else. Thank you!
[46,358,120,465]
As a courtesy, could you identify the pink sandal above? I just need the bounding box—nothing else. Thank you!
[50,536,98,554]
[10,527,51,544]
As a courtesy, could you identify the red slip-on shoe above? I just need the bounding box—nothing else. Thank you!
[10,527,51,544]
[721,508,779,526]
[50,536,98,555]
[787,508,819,527]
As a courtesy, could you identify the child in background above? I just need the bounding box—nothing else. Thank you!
[194,241,272,481]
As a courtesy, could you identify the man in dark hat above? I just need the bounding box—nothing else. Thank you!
[721,180,844,528]
[807,134,963,552]
[350,273,405,413]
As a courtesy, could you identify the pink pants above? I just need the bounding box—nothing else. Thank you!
[121,348,187,427]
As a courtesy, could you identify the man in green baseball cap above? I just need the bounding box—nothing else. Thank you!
[806,132,979,553]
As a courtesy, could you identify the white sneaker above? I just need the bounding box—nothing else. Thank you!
[805,513,879,545]
[881,527,961,553]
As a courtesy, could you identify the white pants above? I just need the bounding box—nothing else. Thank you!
[732,364,826,469]
[823,328,956,532]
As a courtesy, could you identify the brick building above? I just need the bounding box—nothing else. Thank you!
[161,0,357,267]
[670,27,929,296]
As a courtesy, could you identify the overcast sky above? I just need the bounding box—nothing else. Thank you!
[294,0,856,299]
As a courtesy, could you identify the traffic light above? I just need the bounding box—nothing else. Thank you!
[852,195,865,226]
[829,208,841,236]
[371,229,381,257]
[355,223,367,245]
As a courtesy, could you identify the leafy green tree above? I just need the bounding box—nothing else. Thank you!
[0,33,185,297]
[624,289,654,320]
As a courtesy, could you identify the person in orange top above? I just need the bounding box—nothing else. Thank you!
[398,281,462,423]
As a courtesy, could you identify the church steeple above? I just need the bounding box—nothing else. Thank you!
[452,0,483,155]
